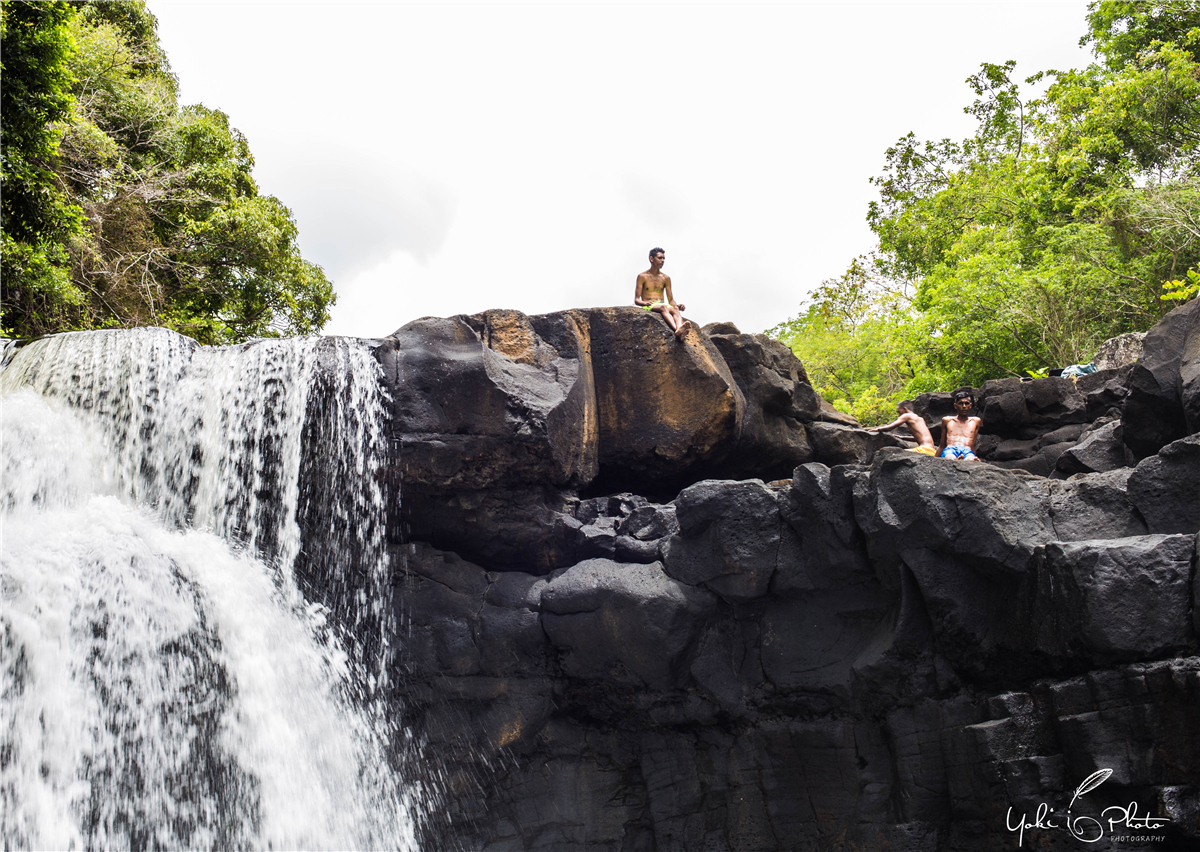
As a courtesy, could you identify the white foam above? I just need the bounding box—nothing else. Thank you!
[1,332,415,850]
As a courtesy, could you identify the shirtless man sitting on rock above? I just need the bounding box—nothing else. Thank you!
[938,390,982,461]
[635,247,689,339]
[867,400,937,455]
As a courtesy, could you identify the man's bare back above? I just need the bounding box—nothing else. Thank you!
[938,392,982,460]
[635,248,688,339]
[868,403,936,454]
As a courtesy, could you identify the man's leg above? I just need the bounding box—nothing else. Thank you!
[666,306,688,338]
[653,305,682,334]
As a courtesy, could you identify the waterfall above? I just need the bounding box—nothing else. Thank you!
[1,329,417,850]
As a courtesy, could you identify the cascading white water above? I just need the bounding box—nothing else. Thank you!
[1,329,416,850]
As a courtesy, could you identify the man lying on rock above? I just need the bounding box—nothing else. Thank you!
[938,390,982,460]
[635,247,690,339]
[867,400,937,455]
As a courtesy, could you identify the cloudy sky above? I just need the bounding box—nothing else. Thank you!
[148,1,1094,338]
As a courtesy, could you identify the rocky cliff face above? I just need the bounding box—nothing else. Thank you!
[377,301,1200,851]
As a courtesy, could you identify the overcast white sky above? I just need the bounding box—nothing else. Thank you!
[148,1,1095,338]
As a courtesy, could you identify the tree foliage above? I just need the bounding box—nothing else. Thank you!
[768,256,930,425]
[1,0,82,321]
[1,0,333,343]
[770,0,1200,414]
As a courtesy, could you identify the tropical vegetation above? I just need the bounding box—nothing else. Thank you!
[1,0,333,343]
[769,1,1200,424]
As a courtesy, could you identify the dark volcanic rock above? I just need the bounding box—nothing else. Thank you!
[380,309,598,491]
[1022,375,1088,426]
[380,307,839,570]
[1127,433,1200,534]
[759,581,895,694]
[856,450,1053,577]
[779,463,873,589]
[1123,296,1200,459]
[580,307,746,491]
[978,378,1030,434]
[1077,365,1132,419]
[1045,468,1149,541]
[662,479,798,602]
[1023,535,1196,663]
[1055,419,1128,475]
[378,304,1200,852]
[1036,422,1088,450]
[572,493,679,564]
[541,558,717,688]
[400,485,582,573]
[705,331,819,481]
[806,421,908,466]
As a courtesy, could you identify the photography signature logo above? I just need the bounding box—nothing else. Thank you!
[1006,769,1172,846]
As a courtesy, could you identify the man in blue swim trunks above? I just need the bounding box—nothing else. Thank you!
[635,247,689,339]
[937,390,982,460]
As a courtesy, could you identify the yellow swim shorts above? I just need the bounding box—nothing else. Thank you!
[910,446,937,456]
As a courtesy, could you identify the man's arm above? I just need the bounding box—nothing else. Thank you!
[634,274,648,306]
[664,278,685,312]
[873,412,916,434]
[937,417,950,456]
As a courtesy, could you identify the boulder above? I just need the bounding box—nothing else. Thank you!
[977,379,1029,434]
[991,437,1040,461]
[578,307,745,492]
[662,479,798,602]
[1127,433,1200,535]
[1035,439,1078,473]
[973,433,1002,459]
[1123,297,1200,459]
[1022,535,1196,663]
[1055,419,1129,475]
[855,450,1054,578]
[1035,422,1088,449]
[1093,331,1146,370]
[1076,365,1132,419]
[705,331,819,481]
[807,421,907,466]
[816,397,861,426]
[380,309,597,491]
[540,558,717,688]
[1020,376,1088,426]
[991,452,1054,477]
[1044,468,1148,541]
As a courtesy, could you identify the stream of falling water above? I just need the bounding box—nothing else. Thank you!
[1,329,417,850]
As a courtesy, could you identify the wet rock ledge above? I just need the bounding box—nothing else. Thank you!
[371,300,1200,852]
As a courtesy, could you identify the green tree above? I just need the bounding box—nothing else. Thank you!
[2,0,334,343]
[1,0,83,331]
[1083,0,1200,68]
[768,256,931,425]
[773,1,1200,401]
